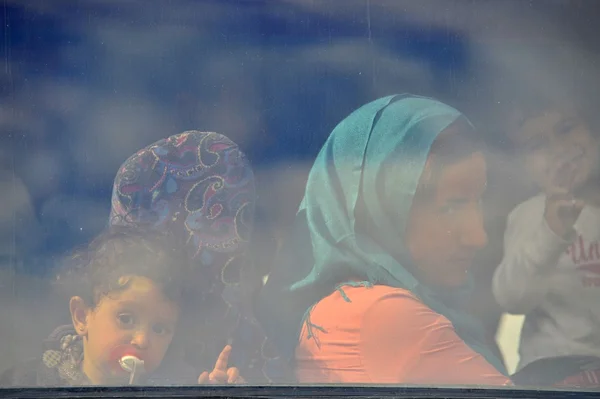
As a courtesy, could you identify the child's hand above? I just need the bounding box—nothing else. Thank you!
[544,158,585,238]
[197,345,245,384]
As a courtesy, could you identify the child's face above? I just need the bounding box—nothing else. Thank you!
[514,110,600,193]
[72,276,180,385]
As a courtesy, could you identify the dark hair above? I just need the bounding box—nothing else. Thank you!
[504,90,600,154]
[415,116,486,200]
[57,226,189,308]
[511,93,560,127]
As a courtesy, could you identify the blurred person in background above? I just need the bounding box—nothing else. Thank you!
[257,95,510,385]
[0,156,41,295]
[0,154,48,377]
[493,95,600,387]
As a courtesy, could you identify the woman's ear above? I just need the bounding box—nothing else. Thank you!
[70,296,90,336]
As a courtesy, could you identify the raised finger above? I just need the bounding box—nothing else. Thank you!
[213,345,232,372]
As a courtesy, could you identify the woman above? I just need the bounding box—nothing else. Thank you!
[256,94,510,385]
[109,130,278,384]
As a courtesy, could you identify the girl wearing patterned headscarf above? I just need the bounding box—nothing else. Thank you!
[109,131,278,383]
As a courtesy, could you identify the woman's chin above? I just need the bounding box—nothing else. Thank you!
[437,272,470,289]
[422,274,468,290]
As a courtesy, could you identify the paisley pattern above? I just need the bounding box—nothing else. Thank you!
[109,131,283,383]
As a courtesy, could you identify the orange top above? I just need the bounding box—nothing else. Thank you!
[295,285,511,386]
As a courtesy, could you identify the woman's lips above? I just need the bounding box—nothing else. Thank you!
[450,256,474,267]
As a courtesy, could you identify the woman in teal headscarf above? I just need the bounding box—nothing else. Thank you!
[256,94,511,385]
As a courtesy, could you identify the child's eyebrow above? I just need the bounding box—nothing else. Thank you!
[116,300,178,322]
[114,300,140,310]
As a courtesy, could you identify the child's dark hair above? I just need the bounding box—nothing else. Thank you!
[504,90,600,153]
[57,225,189,308]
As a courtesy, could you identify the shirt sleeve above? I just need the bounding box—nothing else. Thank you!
[360,289,511,386]
[492,198,574,314]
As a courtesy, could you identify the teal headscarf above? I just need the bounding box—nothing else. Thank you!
[256,94,506,379]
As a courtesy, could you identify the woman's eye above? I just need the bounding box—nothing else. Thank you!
[117,313,135,327]
[440,205,457,215]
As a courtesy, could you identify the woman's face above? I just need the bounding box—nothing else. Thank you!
[405,151,488,288]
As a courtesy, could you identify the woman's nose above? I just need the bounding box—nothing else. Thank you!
[460,206,488,250]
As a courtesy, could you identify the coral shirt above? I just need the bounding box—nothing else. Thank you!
[295,285,511,386]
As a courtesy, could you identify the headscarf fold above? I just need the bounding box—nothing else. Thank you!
[257,94,506,377]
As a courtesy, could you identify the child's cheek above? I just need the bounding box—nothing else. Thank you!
[100,332,133,372]
[526,154,548,188]
[587,139,600,175]
[146,337,175,373]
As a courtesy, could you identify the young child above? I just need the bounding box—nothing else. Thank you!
[493,97,600,386]
[0,227,242,386]
[109,131,284,383]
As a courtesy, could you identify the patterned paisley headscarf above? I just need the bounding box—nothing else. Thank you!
[109,131,280,383]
